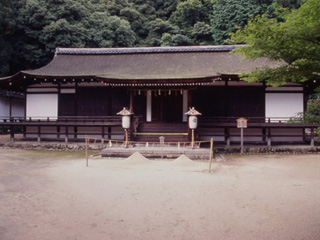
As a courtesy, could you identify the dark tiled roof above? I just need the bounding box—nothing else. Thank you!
[19,45,283,81]
[55,45,242,55]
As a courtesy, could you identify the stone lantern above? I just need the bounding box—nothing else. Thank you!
[117,107,133,147]
[185,107,201,148]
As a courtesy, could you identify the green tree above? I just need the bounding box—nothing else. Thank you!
[231,0,320,88]
[161,33,192,46]
[153,0,180,20]
[276,0,302,9]
[170,0,213,35]
[8,0,136,74]
[106,0,132,16]
[210,0,270,44]
[142,18,178,46]
[170,0,204,31]
[119,7,144,39]
[192,22,214,45]
[0,0,16,76]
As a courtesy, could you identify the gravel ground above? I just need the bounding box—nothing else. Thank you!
[0,149,319,240]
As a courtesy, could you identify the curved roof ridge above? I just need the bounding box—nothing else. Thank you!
[55,45,245,55]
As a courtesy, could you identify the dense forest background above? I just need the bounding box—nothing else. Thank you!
[1,0,301,77]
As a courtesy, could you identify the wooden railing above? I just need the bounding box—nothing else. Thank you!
[0,116,318,146]
[197,117,319,147]
[0,116,142,142]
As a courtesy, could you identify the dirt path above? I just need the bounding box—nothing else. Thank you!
[0,149,319,240]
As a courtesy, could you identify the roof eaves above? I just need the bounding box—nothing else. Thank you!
[55,45,246,55]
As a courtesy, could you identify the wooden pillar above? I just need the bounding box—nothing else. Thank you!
[224,77,229,117]
[146,90,152,122]
[74,126,78,140]
[129,116,134,141]
[37,125,41,142]
[130,91,134,112]
[225,127,230,147]
[102,126,105,139]
[303,127,306,143]
[9,97,12,117]
[57,126,60,139]
[108,88,112,116]
[267,127,271,147]
[310,127,315,148]
[57,83,61,117]
[262,128,266,143]
[10,125,14,142]
[65,126,69,143]
[182,90,188,122]
[75,82,78,116]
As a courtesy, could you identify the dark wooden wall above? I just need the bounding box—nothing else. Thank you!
[192,86,265,117]
[59,87,130,117]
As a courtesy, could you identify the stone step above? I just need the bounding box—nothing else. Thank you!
[138,123,187,132]
[136,122,189,142]
[135,135,189,143]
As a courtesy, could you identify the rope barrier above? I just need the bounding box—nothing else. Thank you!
[84,136,214,168]
[85,136,211,147]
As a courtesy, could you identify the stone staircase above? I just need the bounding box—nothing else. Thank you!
[134,122,189,143]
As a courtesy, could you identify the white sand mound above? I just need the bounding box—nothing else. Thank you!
[171,154,197,167]
[124,152,150,165]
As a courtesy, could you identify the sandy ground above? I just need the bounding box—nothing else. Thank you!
[0,149,319,240]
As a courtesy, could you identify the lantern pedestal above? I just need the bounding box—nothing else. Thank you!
[189,129,199,149]
[185,107,201,149]
[117,107,134,148]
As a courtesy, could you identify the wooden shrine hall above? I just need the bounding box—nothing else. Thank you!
[0,45,318,145]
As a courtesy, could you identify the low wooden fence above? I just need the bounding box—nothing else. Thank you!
[0,116,125,142]
[197,117,319,147]
[0,116,319,147]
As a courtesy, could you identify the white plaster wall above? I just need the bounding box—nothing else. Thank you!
[266,93,304,119]
[0,97,25,118]
[11,98,25,117]
[26,94,58,119]
[0,96,10,117]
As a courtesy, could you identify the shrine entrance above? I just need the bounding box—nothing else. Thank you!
[152,93,182,122]
[142,89,188,123]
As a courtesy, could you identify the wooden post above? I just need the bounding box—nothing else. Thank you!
[191,129,195,148]
[37,126,41,143]
[310,127,315,148]
[10,125,14,142]
[267,128,271,148]
[124,129,128,148]
[65,126,68,143]
[57,126,60,139]
[102,126,105,139]
[208,138,214,173]
[159,136,164,159]
[130,91,134,112]
[225,127,230,148]
[240,128,244,154]
[85,136,89,167]
[74,126,78,140]
[262,128,266,143]
[108,126,111,140]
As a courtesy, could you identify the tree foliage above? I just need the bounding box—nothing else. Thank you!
[231,0,320,88]
[0,0,15,76]
[0,0,304,77]
[210,0,274,44]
